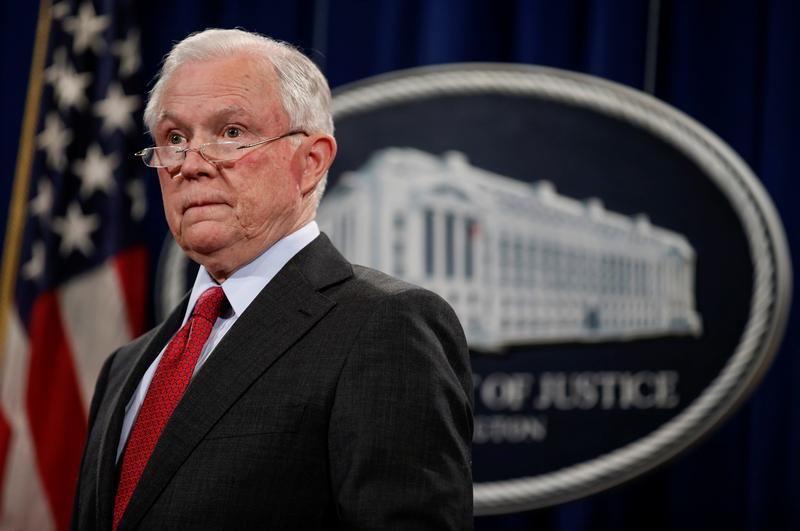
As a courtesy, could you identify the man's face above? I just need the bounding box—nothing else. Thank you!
[153,53,316,281]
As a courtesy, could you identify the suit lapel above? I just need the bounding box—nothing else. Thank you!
[95,297,188,530]
[119,235,352,530]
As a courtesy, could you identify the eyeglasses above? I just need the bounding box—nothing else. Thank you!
[134,130,307,168]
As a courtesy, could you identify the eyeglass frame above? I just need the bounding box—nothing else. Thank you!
[134,129,308,168]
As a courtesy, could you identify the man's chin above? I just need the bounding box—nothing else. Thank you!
[178,222,233,251]
[178,233,233,263]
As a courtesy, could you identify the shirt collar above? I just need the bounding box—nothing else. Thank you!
[182,221,320,324]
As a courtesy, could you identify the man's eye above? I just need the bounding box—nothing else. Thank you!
[168,133,185,145]
[224,127,242,139]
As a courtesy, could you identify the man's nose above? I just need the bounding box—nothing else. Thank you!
[178,147,215,179]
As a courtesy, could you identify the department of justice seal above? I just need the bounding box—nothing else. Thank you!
[157,64,792,514]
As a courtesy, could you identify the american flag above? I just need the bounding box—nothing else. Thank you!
[0,1,148,529]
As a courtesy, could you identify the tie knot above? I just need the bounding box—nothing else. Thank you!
[192,286,226,323]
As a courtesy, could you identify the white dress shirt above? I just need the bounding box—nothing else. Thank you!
[116,222,320,461]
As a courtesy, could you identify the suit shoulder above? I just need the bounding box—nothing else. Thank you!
[326,266,464,344]
[341,264,446,305]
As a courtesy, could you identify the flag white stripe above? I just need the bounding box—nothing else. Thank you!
[0,310,55,531]
[58,260,133,410]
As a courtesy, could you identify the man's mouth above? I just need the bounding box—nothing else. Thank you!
[182,195,228,214]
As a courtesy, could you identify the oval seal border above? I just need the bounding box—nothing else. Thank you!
[331,63,793,514]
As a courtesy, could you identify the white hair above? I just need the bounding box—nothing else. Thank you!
[143,28,334,201]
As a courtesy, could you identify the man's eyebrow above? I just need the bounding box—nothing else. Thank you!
[213,105,249,118]
[157,106,250,127]
[156,110,181,127]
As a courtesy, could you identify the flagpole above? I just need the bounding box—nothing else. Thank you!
[0,0,52,372]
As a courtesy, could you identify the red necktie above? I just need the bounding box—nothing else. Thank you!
[113,286,226,530]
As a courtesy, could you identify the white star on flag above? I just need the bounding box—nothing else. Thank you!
[22,241,46,281]
[63,2,110,55]
[52,201,100,257]
[94,83,141,135]
[73,144,119,197]
[53,62,93,111]
[29,178,54,223]
[37,112,73,171]
[44,47,70,86]
[112,29,141,78]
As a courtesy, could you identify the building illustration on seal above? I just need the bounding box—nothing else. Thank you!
[318,148,702,351]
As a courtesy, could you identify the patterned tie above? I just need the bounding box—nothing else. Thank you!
[113,286,226,530]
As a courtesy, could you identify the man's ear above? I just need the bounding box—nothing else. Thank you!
[300,134,337,195]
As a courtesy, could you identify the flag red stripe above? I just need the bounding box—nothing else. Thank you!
[114,246,148,337]
[26,292,88,531]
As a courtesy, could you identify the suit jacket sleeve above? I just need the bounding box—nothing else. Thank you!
[328,288,473,530]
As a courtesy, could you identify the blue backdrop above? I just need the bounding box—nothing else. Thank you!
[2,1,797,529]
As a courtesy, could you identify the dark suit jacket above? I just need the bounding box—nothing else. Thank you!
[71,234,473,530]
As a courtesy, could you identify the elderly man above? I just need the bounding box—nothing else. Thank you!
[71,29,473,530]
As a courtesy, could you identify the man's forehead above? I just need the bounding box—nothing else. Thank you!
[150,54,286,132]
[163,54,275,96]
